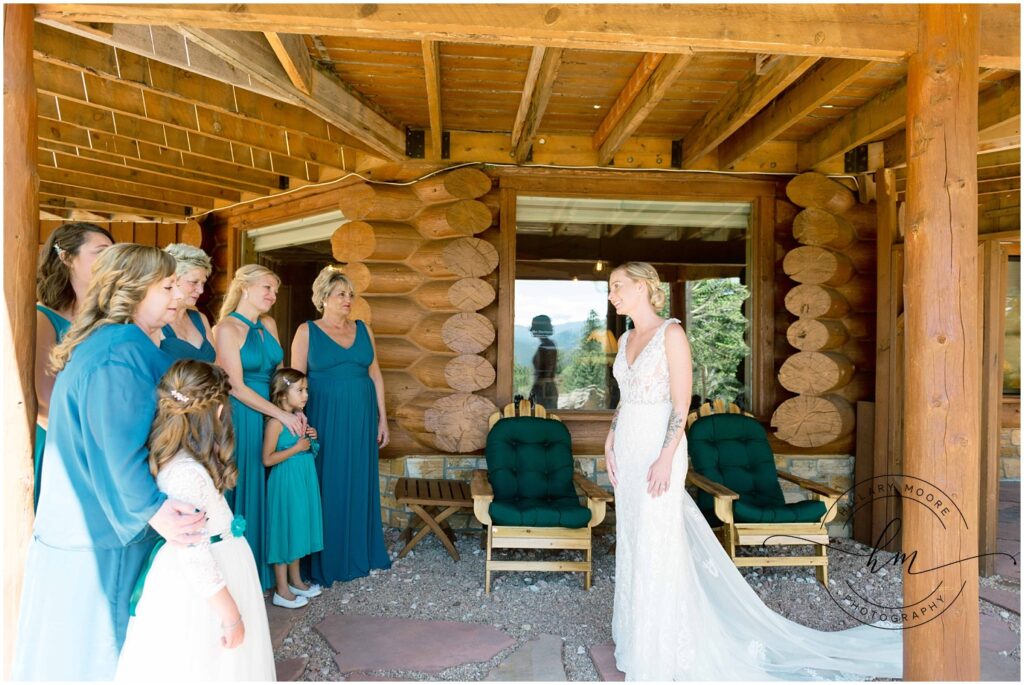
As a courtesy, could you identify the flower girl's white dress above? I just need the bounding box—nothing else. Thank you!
[611,319,902,681]
[116,452,276,681]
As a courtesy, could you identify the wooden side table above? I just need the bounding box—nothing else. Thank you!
[394,477,473,561]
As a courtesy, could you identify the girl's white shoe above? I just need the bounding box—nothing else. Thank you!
[288,583,322,598]
[272,592,309,609]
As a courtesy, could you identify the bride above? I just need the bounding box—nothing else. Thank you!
[604,261,902,681]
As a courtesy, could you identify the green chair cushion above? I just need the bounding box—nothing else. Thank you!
[485,416,590,529]
[733,498,827,524]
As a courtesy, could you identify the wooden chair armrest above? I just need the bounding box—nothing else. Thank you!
[776,470,844,498]
[573,472,613,503]
[470,469,493,525]
[686,471,739,500]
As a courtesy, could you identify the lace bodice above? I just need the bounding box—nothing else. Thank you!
[155,453,236,597]
[612,318,679,405]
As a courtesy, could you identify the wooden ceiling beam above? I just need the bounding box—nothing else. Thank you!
[176,26,406,160]
[511,46,564,164]
[592,53,665,149]
[681,54,819,169]
[597,53,692,166]
[421,39,443,160]
[38,164,216,209]
[797,79,907,170]
[718,58,876,169]
[40,184,190,219]
[264,32,313,94]
[35,4,1020,69]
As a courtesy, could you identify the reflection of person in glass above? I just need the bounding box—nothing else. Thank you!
[529,314,559,409]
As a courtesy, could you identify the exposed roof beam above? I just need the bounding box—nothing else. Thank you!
[718,58,876,169]
[38,164,216,209]
[35,4,1020,69]
[682,55,819,169]
[597,53,692,166]
[593,53,665,149]
[264,32,313,94]
[40,183,191,219]
[511,46,564,164]
[421,39,443,160]
[176,26,406,160]
[797,79,907,170]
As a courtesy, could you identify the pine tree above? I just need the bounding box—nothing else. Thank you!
[562,309,607,392]
[687,278,749,403]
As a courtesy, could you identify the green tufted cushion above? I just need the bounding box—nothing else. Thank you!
[485,416,591,528]
[688,413,826,526]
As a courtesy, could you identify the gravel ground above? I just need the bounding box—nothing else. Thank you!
[274,528,1021,681]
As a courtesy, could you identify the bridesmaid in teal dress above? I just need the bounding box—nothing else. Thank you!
[14,244,207,680]
[214,264,304,591]
[33,222,113,510]
[292,266,391,585]
[158,243,216,362]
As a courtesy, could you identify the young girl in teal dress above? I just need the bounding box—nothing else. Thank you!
[263,368,324,609]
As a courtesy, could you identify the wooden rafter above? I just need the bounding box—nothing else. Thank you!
[681,54,819,169]
[264,32,313,94]
[34,4,1020,69]
[38,165,216,209]
[510,46,563,164]
[39,184,190,219]
[175,26,406,160]
[592,53,665,149]
[421,39,443,160]
[597,53,692,166]
[718,58,876,169]
[797,79,907,170]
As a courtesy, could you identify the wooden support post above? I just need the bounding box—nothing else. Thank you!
[903,5,980,680]
[3,4,40,677]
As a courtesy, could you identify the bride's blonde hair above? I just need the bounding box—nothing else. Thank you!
[612,261,666,310]
[148,360,237,493]
[50,244,175,373]
[218,264,280,322]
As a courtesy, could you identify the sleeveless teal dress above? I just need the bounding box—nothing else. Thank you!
[34,304,71,511]
[266,424,324,565]
[225,312,282,590]
[306,320,391,585]
[159,309,216,362]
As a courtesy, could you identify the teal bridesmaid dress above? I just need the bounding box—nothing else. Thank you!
[266,425,324,565]
[34,303,71,512]
[306,320,391,585]
[225,312,282,591]
[159,309,216,362]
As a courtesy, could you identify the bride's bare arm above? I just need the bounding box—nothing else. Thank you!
[647,323,693,497]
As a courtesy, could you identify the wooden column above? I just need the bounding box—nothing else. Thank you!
[903,5,980,680]
[3,4,39,677]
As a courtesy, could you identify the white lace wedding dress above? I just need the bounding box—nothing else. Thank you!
[611,318,902,681]
[116,453,276,681]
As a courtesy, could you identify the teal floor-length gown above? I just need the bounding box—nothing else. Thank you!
[225,311,282,591]
[306,320,391,585]
[159,309,216,362]
[33,304,71,512]
[14,323,172,680]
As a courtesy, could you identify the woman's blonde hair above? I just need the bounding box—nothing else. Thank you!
[613,261,666,310]
[50,243,175,373]
[148,359,237,493]
[270,367,307,408]
[37,222,115,311]
[217,264,280,322]
[310,265,353,313]
[164,243,212,278]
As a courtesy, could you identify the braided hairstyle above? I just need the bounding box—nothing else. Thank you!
[50,244,175,373]
[148,359,238,493]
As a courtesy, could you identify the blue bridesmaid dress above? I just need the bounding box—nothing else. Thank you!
[159,309,216,362]
[13,323,173,680]
[225,311,282,591]
[306,320,391,585]
[33,303,71,512]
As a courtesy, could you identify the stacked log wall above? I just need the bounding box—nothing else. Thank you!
[771,172,878,449]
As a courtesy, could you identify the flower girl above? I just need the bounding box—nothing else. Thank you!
[264,368,325,608]
[116,359,275,681]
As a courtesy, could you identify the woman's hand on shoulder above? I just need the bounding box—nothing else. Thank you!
[148,498,206,544]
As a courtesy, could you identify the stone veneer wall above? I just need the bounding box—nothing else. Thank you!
[378,453,856,538]
[1000,427,1021,480]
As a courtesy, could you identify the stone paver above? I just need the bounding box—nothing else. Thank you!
[484,633,567,681]
[980,584,1021,615]
[588,642,624,682]
[265,596,310,651]
[980,613,1020,654]
[316,614,515,674]
[275,656,308,682]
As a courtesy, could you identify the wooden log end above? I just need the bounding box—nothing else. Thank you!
[771,394,855,448]
[448,277,496,311]
[445,354,496,392]
[179,219,203,247]
[331,221,377,262]
[785,172,857,214]
[425,392,499,453]
[778,351,855,395]
[782,245,855,286]
[441,312,496,354]
[441,237,499,278]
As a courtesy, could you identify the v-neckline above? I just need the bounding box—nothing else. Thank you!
[313,319,358,351]
[624,320,665,370]
[166,311,206,350]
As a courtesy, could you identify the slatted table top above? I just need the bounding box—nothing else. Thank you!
[394,477,472,506]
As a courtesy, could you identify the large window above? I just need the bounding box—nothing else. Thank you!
[514,194,752,411]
